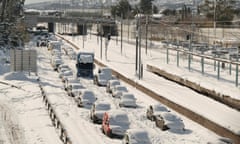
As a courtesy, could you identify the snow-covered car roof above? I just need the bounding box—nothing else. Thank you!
[160,112,185,131]
[99,67,111,74]
[114,85,128,91]
[59,64,69,69]
[151,104,169,112]
[65,77,78,83]
[108,79,120,85]
[76,90,96,104]
[81,90,95,98]
[71,83,84,89]
[125,129,152,144]
[62,70,73,76]
[108,110,129,124]
[94,101,111,111]
[121,93,136,99]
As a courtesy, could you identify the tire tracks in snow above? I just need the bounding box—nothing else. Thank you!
[0,104,25,144]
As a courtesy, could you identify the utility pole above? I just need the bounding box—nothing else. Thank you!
[214,0,217,71]
[100,0,103,59]
[145,15,148,55]
[0,0,7,22]
[121,13,123,54]
[138,13,142,80]
[135,13,139,75]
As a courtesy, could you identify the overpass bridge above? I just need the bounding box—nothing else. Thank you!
[25,15,118,36]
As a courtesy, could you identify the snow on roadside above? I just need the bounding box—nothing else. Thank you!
[0,71,62,144]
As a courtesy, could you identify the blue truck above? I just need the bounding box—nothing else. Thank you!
[76,52,94,78]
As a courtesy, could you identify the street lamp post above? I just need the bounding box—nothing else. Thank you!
[100,0,103,59]
[135,14,139,75]
[236,49,239,87]
[213,0,217,71]
[138,13,142,79]
[121,13,123,54]
[145,15,148,55]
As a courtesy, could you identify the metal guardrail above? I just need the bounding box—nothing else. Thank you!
[94,59,240,144]
[164,46,239,87]
[38,80,72,144]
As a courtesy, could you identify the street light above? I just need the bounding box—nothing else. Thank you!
[137,12,143,79]
[213,0,217,71]
[135,12,139,75]
[121,12,123,54]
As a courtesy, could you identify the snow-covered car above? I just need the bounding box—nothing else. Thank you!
[61,70,73,82]
[93,67,112,86]
[90,101,111,124]
[74,90,97,107]
[146,104,170,121]
[119,93,137,108]
[155,112,185,131]
[112,85,128,98]
[67,83,84,97]
[58,67,71,78]
[106,79,120,93]
[47,40,61,51]
[64,47,73,55]
[51,58,62,71]
[68,50,77,60]
[51,49,61,56]
[122,129,152,144]
[64,77,79,90]
[102,110,130,138]
[57,64,70,72]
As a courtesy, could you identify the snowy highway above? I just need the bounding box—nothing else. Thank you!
[34,35,230,144]
[0,33,239,143]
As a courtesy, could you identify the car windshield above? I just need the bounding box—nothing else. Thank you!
[122,94,134,99]
[82,91,94,98]
[60,68,68,73]
[111,81,120,86]
[95,103,111,111]
[64,71,73,76]
[82,93,95,100]
[72,84,82,89]
[55,59,62,63]
[162,113,180,121]
[61,65,69,69]
[116,86,127,91]
[68,79,79,83]
[153,105,168,112]
[98,74,107,79]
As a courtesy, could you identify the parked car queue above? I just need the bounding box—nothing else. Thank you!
[45,36,187,144]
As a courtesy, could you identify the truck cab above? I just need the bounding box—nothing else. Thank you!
[76,52,94,78]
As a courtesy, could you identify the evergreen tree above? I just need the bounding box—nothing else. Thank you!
[110,0,131,19]
[139,0,154,14]
[200,0,235,25]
